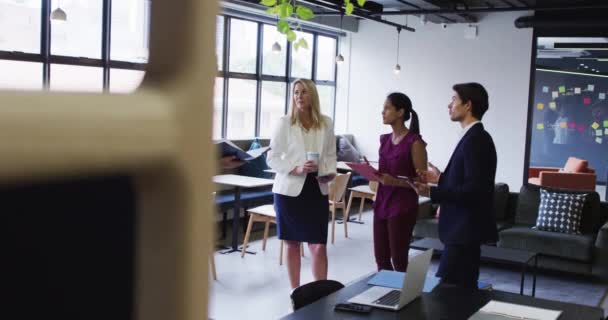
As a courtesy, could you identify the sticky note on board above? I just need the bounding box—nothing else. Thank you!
[552,91,559,99]
[592,122,600,130]
[597,129,603,136]
[569,122,576,129]
[600,93,606,100]
[560,122,567,129]
[542,86,549,93]
[549,102,557,110]
[588,84,595,91]
[596,137,603,144]
[578,124,585,132]
[559,86,566,93]
[537,103,544,110]
[584,97,592,104]
[605,128,608,135]
[604,120,608,127]
[574,87,581,94]
[536,123,544,130]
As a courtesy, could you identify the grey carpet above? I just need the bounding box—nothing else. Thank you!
[426,259,607,307]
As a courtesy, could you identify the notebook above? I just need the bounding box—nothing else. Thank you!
[469,301,562,320]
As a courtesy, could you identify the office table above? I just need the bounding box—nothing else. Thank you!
[280,273,603,320]
[213,174,274,254]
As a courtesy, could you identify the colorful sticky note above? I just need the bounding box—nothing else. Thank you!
[584,97,591,104]
[597,129,603,136]
[549,102,557,110]
[605,128,608,135]
[552,91,559,99]
[542,86,549,93]
[574,87,581,94]
[560,122,567,129]
[592,122,600,130]
[569,122,576,129]
[578,124,585,132]
[600,93,606,100]
[536,123,544,130]
[559,86,566,93]
[537,103,544,110]
[604,120,608,128]
[588,84,595,91]
[596,137,603,144]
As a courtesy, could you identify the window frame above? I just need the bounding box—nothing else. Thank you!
[0,0,147,92]
[216,14,339,139]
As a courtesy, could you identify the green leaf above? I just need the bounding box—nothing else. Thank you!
[297,38,309,50]
[259,0,277,6]
[266,6,279,15]
[345,2,354,15]
[286,29,296,42]
[296,5,315,20]
[277,20,290,34]
[357,0,366,6]
[294,42,300,51]
[278,2,294,18]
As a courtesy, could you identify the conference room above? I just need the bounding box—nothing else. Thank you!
[1,0,608,320]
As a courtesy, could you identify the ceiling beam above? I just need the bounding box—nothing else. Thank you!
[393,0,459,24]
[373,3,608,15]
[500,0,517,7]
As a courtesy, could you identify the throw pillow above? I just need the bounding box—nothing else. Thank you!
[337,135,362,163]
[238,139,272,179]
[534,189,587,234]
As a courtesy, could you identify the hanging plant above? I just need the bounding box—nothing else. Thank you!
[261,0,366,50]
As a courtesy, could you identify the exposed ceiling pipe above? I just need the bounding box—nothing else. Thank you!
[514,15,608,29]
[374,3,608,16]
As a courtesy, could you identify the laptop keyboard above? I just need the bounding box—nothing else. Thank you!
[373,290,401,307]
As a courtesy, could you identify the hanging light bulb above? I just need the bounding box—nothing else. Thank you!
[272,41,282,54]
[394,64,401,74]
[335,54,345,64]
[51,1,67,23]
[336,12,345,65]
[420,14,427,25]
[393,27,402,75]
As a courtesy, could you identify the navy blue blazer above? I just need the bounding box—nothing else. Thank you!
[430,123,498,245]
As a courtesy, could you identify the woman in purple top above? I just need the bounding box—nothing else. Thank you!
[373,92,428,272]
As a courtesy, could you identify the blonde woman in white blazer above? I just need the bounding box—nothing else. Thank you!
[267,79,337,290]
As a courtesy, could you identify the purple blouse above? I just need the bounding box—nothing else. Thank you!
[373,132,424,219]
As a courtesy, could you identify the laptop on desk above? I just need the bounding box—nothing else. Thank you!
[347,249,433,311]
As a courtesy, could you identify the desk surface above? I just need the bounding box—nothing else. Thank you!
[411,238,536,264]
[280,274,603,320]
[212,174,274,188]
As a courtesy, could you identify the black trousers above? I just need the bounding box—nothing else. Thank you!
[436,244,481,289]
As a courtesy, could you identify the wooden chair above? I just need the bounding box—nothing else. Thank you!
[209,253,217,280]
[329,172,352,244]
[242,204,303,265]
[345,181,378,223]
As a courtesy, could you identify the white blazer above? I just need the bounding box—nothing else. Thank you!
[268,115,337,197]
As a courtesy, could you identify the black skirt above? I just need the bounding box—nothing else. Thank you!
[274,173,329,244]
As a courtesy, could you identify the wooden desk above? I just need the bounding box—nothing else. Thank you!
[213,174,274,254]
[280,274,603,320]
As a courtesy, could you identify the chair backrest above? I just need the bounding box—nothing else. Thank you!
[369,181,379,193]
[290,280,344,311]
[329,172,351,203]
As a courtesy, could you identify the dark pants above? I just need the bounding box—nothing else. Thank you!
[436,244,481,289]
[373,213,417,272]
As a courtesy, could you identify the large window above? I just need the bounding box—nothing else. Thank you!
[0,0,148,93]
[215,15,339,139]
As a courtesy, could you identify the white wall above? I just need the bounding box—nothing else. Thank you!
[337,12,534,191]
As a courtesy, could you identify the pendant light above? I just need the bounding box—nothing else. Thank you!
[393,27,402,74]
[335,12,345,65]
[272,16,282,54]
[51,0,67,23]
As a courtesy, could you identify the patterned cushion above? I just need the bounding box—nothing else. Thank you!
[534,189,587,234]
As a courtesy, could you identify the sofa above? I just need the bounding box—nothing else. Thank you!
[413,182,608,279]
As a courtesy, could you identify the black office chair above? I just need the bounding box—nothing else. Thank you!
[290,280,345,311]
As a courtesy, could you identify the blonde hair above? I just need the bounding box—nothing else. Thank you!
[290,79,323,130]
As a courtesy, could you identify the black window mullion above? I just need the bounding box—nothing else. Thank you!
[222,16,230,139]
[332,35,338,122]
[311,34,318,81]
[41,0,51,90]
[255,22,263,137]
[102,0,112,92]
[285,36,292,114]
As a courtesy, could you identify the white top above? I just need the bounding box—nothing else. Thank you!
[302,126,321,153]
[460,121,481,140]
